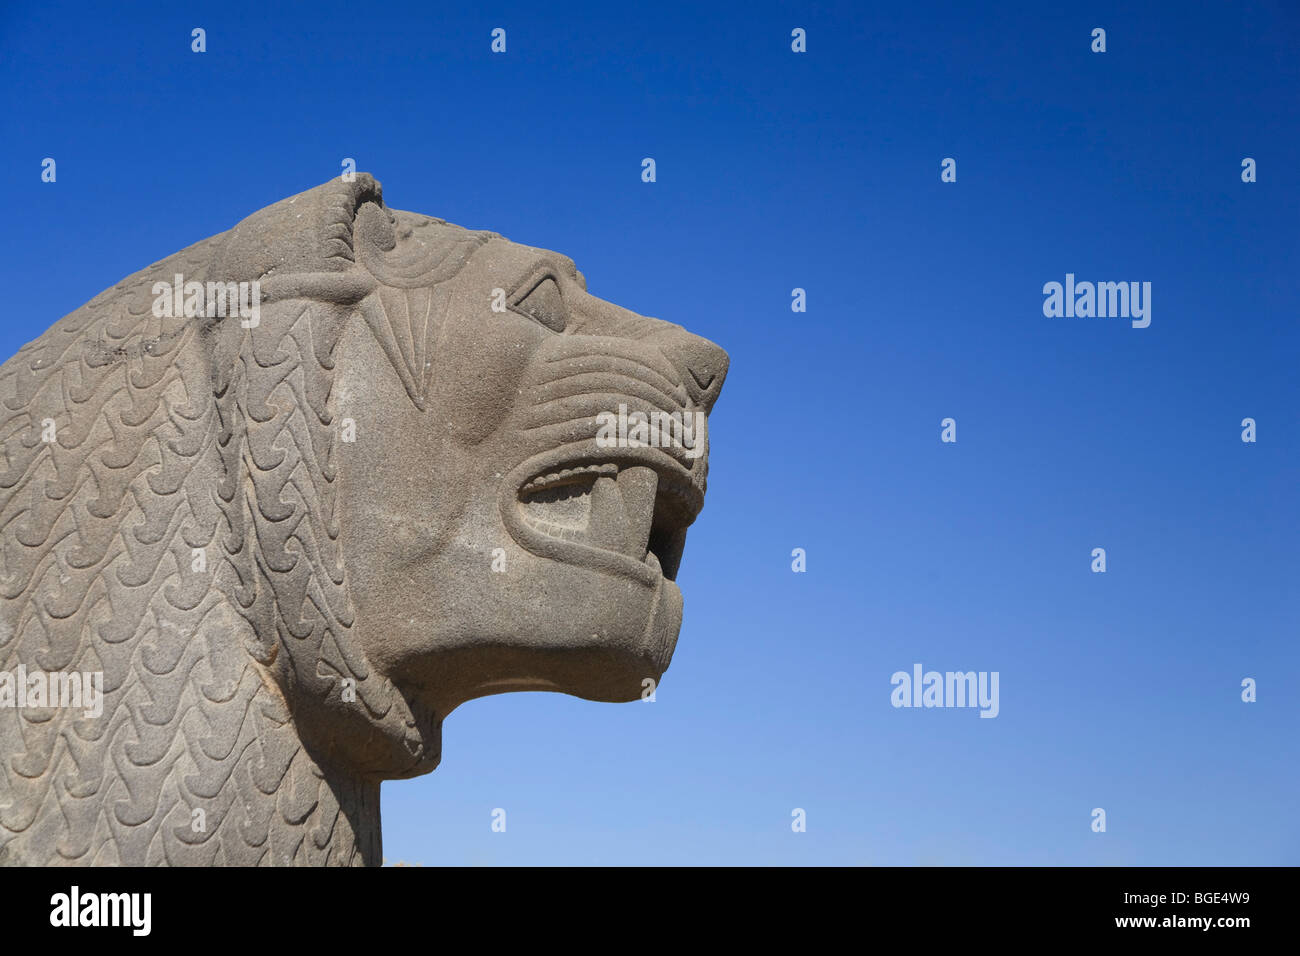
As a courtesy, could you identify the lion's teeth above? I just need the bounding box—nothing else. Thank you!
[522,513,583,540]
[520,462,617,494]
[518,461,693,567]
[615,465,658,560]
[585,475,632,555]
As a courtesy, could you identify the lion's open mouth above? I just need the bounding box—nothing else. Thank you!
[516,460,702,580]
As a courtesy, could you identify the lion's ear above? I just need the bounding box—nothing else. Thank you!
[213,174,387,292]
[203,177,388,405]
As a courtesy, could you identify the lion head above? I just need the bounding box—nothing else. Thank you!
[0,175,727,865]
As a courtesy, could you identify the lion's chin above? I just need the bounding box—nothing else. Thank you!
[364,535,686,717]
[457,573,683,705]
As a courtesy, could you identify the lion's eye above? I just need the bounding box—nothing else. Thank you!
[513,276,567,333]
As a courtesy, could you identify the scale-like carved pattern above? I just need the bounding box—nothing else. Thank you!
[0,178,449,866]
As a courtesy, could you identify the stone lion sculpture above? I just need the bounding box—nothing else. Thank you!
[0,175,727,865]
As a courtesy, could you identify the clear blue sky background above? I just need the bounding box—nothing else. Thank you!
[3,0,1296,865]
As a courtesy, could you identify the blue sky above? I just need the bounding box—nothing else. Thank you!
[3,0,1297,864]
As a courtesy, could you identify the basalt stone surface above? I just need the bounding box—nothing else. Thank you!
[0,175,727,866]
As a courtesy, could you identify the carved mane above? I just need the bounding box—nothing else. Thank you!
[0,176,483,864]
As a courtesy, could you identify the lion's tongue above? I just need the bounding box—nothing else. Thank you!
[584,466,658,560]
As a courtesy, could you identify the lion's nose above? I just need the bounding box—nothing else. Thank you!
[652,330,729,413]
